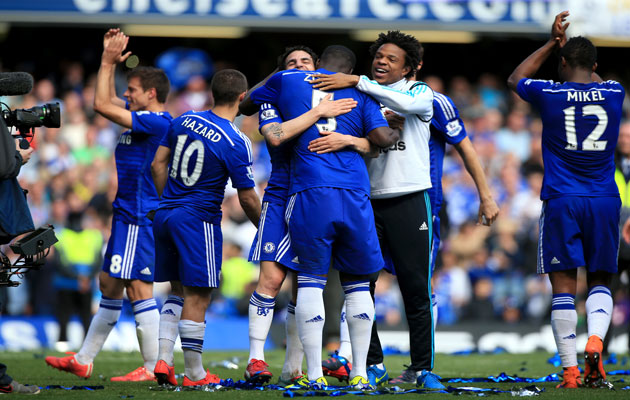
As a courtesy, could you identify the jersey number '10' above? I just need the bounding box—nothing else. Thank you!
[170,134,204,186]
[563,105,608,151]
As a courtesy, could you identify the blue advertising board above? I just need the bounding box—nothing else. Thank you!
[0,0,567,31]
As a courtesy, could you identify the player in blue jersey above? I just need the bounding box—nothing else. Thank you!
[308,31,439,389]
[239,46,362,385]
[151,69,261,386]
[508,11,624,389]
[250,45,399,390]
[46,30,171,382]
[309,88,499,387]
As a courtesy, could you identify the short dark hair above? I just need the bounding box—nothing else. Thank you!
[127,67,170,103]
[211,69,248,106]
[560,36,597,69]
[277,45,318,70]
[319,45,356,72]
[369,31,423,79]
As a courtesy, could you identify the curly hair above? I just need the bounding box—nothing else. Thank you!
[277,45,318,70]
[368,31,423,79]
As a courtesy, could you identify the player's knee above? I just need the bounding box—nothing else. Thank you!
[124,279,154,302]
[257,262,287,295]
[98,271,124,298]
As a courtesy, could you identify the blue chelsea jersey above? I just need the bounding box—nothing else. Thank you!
[113,110,172,225]
[250,68,388,196]
[158,110,255,224]
[258,103,292,203]
[428,92,467,215]
[517,78,624,200]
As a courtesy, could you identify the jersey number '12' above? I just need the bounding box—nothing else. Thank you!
[563,105,608,151]
[170,134,204,186]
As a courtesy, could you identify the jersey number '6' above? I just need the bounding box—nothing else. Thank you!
[170,134,204,186]
[563,105,608,151]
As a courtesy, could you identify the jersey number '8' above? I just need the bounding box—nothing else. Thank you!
[170,134,205,186]
[563,105,608,151]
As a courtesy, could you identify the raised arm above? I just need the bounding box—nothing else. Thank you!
[261,94,357,147]
[507,11,570,91]
[151,145,171,197]
[104,29,127,108]
[94,31,133,128]
[453,137,499,226]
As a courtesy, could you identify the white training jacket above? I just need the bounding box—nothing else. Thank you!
[358,76,434,199]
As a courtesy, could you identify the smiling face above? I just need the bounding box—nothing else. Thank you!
[371,43,411,85]
[284,50,316,71]
[123,76,153,111]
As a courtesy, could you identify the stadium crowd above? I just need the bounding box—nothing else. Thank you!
[0,42,629,341]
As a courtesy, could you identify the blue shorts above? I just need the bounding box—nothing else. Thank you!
[249,200,298,270]
[102,216,155,281]
[153,208,222,288]
[287,187,384,276]
[538,196,620,274]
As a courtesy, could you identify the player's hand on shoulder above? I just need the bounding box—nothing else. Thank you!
[384,110,405,130]
[311,73,359,91]
[308,131,350,154]
[551,10,570,47]
[478,197,499,226]
[315,94,358,118]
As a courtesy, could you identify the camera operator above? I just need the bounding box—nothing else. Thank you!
[0,115,35,244]
[0,103,39,394]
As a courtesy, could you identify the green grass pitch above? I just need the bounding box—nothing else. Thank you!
[3,350,628,398]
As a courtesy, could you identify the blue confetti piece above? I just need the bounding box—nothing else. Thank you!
[547,353,561,367]
[608,370,630,375]
[604,353,618,365]
[446,372,560,384]
[44,385,104,390]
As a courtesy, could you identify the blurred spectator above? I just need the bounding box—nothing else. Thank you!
[373,272,403,327]
[434,250,471,324]
[218,241,258,315]
[495,110,531,162]
[51,194,103,351]
[461,278,496,322]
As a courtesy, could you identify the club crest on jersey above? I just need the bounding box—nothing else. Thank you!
[263,242,276,253]
[260,108,278,121]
